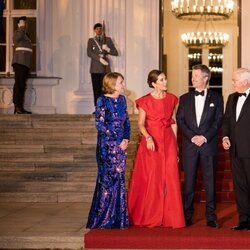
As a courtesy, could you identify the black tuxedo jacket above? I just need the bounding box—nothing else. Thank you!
[177,89,224,157]
[222,92,250,158]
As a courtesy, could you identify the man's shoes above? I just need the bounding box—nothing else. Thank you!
[185,218,192,227]
[14,107,32,114]
[231,221,248,231]
[22,108,32,114]
[206,220,220,228]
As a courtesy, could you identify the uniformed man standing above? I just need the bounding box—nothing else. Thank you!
[87,23,118,112]
[12,16,32,114]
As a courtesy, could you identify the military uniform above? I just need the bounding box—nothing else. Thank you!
[12,20,32,114]
[87,35,118,106]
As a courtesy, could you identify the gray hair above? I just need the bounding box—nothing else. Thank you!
[235,68,250,82]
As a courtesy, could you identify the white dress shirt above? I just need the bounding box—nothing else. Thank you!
[195,89,207,126]
[236,88,250,121]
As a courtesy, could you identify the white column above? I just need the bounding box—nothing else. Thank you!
[241,0,250,68]
[37,0,53,76]
[125,0,160,113]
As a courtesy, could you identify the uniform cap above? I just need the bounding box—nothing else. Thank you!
[93,23,102,30]
[18,16,27,23]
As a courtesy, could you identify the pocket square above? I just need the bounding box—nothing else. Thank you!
[209,103,215,107]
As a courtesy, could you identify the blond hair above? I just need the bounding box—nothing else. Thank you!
[102,72,124,94]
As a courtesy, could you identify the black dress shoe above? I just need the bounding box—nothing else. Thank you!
[22,108,32,114]
[185,219,192,226]
[14,107,32,114]
[231,221,248,231]
[206,220,220,228]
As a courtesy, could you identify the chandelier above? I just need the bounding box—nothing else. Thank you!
[181,31,229,48]
[171,0,235,21]
[173,1,232,48]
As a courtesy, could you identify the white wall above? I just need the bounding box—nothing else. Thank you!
[125,0,160,110]
[241,0,250,69]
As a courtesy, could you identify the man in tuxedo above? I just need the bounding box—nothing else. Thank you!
[177,64,223,228]
[222,68,250,231]
[87,23,118,111]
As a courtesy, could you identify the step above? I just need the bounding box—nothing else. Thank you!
[0,152,75,163]
[0,192,93,202]
[0,235,83,250]
[0,132,95,144]
[0,171,97,182]
[0,162,97,172]
[0,181,95,193]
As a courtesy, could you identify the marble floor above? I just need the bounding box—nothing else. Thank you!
[0,202,91,249]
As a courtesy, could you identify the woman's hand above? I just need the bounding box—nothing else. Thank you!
[146,137,155,151]
[119,139,129,150]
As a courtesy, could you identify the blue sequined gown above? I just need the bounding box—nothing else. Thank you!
[86,95,130,229]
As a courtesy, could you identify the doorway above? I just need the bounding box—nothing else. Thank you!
[161,0,240,100]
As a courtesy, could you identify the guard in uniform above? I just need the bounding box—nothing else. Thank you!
[12,16,32,114]
[87,23,118,111]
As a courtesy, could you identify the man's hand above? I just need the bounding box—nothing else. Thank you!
[222,137,231,150]
[191,135,207,147]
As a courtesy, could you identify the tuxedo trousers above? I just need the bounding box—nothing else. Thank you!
[183,153,217,222]
[231,157,250,223]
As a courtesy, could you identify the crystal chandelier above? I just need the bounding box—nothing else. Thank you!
[175,3,231,48]
[181,31,229,48]
[171,0,235,21]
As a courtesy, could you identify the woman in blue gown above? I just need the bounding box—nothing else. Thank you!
[86,72,130,229]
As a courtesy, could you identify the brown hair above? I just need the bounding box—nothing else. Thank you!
[192,64,211,83]
[102,72,124,94]
[147,69,164,88]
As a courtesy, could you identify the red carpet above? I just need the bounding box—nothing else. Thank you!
[84,203,250,249]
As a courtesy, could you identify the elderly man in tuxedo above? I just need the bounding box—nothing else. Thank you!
[177,64,223,228]
[222,68,250,231]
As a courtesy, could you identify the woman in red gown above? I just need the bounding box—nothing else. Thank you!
[128,69,185,229]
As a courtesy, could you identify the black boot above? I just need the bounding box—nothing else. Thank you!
[14,106,32,114]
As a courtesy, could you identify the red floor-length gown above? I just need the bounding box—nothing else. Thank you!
[128,93,185,228]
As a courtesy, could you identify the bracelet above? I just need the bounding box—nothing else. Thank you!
[146,135,153,141]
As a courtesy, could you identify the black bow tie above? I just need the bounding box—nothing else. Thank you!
[195,90,204,96]
[237,92,246,97]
